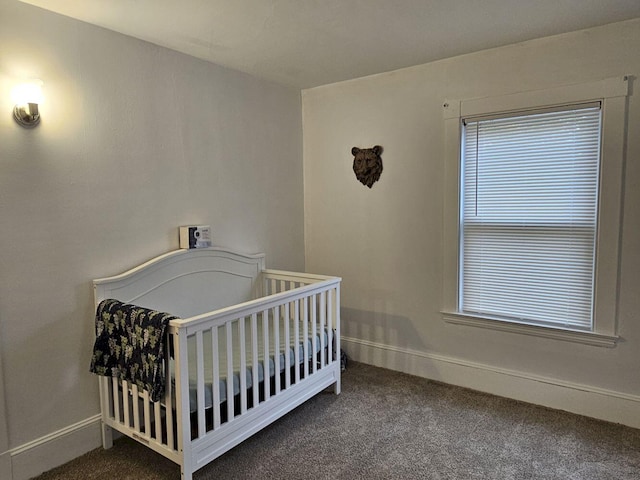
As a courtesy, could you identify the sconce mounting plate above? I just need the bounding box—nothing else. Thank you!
[13,103,40,128]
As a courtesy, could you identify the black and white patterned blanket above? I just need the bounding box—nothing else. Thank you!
[89,299,176,402]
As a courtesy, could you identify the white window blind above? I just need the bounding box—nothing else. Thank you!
[460,103,602,330]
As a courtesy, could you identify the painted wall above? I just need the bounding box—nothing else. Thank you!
[303,19,640,422]
[1,0,639,476]
[0,0,303,474]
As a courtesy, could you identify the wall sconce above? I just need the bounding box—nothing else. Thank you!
[12,80,44,128]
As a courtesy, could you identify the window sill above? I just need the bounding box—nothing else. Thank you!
[442,312,618,348]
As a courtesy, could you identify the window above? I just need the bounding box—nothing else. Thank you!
[460,104,601,330]
[442,77,629,347]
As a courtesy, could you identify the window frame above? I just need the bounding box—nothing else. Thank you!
[441,77,630,347]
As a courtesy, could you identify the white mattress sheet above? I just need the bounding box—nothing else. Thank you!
[172,315,330,412]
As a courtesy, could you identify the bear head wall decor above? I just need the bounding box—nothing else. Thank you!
[351,145,383,188]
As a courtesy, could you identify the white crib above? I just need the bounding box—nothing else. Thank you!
[92,247,341,480]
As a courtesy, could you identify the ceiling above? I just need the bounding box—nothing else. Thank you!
[19,0,640,89]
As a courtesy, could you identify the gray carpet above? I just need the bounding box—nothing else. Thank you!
[34,362,640,479]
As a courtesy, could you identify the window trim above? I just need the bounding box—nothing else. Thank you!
[441,76,630,347]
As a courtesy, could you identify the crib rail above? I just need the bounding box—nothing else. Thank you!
[97,270,340,477]
[173,272,340,436]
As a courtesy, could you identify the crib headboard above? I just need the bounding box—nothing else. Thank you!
[93,247,266,319]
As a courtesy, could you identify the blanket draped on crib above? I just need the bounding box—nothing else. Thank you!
[89,299,177,402]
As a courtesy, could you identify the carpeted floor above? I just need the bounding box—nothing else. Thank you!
[34,362,640,479]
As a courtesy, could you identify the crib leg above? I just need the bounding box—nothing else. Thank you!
[101,423,113,449]
[333,376,341,395]
[181,465,193,480]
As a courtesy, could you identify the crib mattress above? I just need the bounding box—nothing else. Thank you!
[172,317,331,413]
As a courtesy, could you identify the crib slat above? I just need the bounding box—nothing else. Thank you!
[284,302,290,389]
[226,322,234,420]
[143,390,151,436]
[159,332,171,444]
[327,289,333,366]
[211,326,221,430]
[132,384,140,432]
[303,297,309,378]
[262,309,270,401]
[251,313,259,408]
[311,294,317,374]
[154,395,161,442]
[335,284,342,394]
[122,380,130,427]
[320,291,326,368]
[273,305,281,394]
[166,332,177,449]
[294,298,300,384]
[112,378,121,422]
[239,316,247,414]
[196,330,206,438]
[289,281,296,372]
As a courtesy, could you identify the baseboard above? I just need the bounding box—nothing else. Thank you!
[9,414,102,480]
[343,336,640,429]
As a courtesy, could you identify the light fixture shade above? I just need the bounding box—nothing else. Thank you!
[12,80,44,128]
[11,80,44,105]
